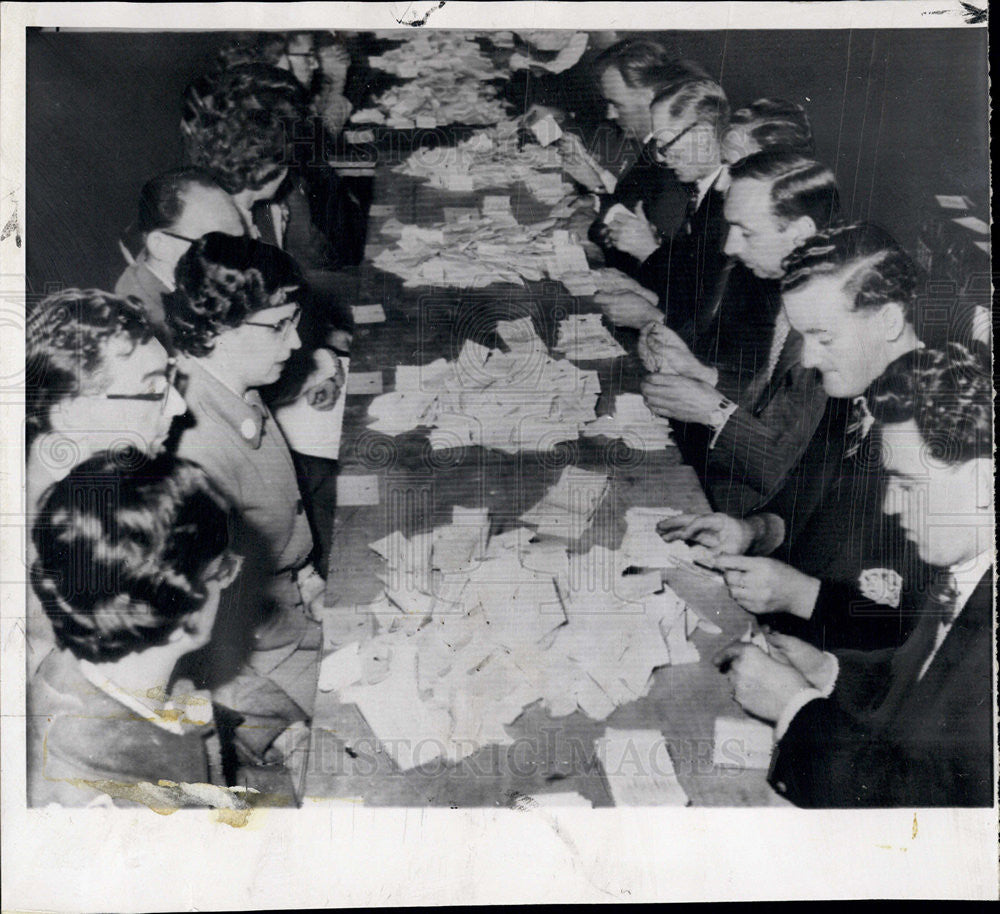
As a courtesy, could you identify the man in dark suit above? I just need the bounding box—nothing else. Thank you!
[660,224,936,652]
[596,76,729,332]
[639,150,842,515]
[714,343,993,807]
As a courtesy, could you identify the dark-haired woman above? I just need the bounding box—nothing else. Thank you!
[28,453,243,807]
[165,233,329,746]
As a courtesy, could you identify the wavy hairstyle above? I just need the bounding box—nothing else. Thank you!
[781,222,921,323]
[31,452,231,663]
[26,290,154,447]
[593,38,711,91]
[869,343,992,464]
[164,232,304,357]
[729,148,841,230]
[726,97,815,158]
[650,76,730,136]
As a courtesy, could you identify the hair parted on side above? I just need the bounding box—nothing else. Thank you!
[164,232,304,357]
[135,167,225,236]
[729,148,841,230]
[781,222,921,322]
[728,97,815,157]
[593,38,711,91]
[30,452,232,663]
[650,76,730,134]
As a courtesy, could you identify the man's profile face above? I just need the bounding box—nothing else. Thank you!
[881,419,987,568]
[599,67,654,139]
[650,105,720,184]
[783,273,895,398]
[155,185,245,272]
[723,178,801,279]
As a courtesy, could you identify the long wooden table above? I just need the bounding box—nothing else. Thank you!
[304,155,787,808]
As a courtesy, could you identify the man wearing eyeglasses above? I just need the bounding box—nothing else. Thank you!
[596,76,730,332]
[116,168,245,342]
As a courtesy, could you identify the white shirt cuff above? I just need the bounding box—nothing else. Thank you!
[707,399,740,448]
[774,688,825,741]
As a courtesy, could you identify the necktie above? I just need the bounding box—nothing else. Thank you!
[844,395,874,460]
[917,570,960,681]
[683,187,700,235]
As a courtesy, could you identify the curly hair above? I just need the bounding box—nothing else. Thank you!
[727,98,815,157]
[181,64,308,195]
[781,222,921,323]
[868,344,992,464]
[650,76,730,136]
[26,290,154,447]
[164,232,304,358]
[30,452,232,664]
[729,148,840,230]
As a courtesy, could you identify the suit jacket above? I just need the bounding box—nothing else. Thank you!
[636,180,730,339]
[704,329,828,515]
[588,139,692,278]
[28,648,221,807]
[770,571,994,807]
[114,259,171,344]
[755,352,935,651]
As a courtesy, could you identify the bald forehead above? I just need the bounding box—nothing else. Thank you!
[176,184,245,237]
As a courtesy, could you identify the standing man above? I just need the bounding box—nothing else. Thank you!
[639,150,841,514]
[715,344,993,807]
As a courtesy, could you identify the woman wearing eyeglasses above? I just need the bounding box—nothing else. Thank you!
[166,233,328,754]
[25,289,190,676]
[28,452,244,808]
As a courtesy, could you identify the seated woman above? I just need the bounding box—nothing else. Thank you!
[165,233,331,738]
[28,453,243,808]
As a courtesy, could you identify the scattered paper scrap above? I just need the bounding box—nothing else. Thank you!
[596,729,690,806]
[712,716,774,770]
[582,393,675,449]
[352,304,387,324]
[553,313,626,361]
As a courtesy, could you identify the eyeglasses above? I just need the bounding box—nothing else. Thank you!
[244,306,302,338]
[158,229,199,244]
[653,122,698,160]
[101,359,179,413]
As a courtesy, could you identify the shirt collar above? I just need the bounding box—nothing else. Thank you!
[142,256,176,292]
[78,660,215,735]
[179,356,267,449]
[694,165,725,209]
[949,550,993,615]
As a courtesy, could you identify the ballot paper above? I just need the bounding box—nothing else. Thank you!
[552,313,627,361]
[352,304,386,324]
[365,331,601,454]
[271,352,349,460]
[712,716,774,770]
[619,506,721,579]
[602,202,635,225]
[394,126,574,205]
[358,32,510,127]
[336,474,380,506]
[935,194,971,210]
[595,729,690,806]
[520,466,610,539]
[509,31,589,74]
[529,114,563,146]
[582,393,675,450]
[331,506,701,769]
[951,215,989,234]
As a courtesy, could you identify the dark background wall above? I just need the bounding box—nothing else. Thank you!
[26,28,988,293]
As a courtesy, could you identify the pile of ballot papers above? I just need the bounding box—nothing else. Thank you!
[366,326,601,453]
[394,125,575,204]
[319,497,715,770]
[552,313,627,361]
[371,202,596,290]
[581,393,675,450]
[352,33,510,128]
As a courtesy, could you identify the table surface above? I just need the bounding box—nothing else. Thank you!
[304,153,787,808]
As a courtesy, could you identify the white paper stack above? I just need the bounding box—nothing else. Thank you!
[581,393,675,450]
[552,313,627,361]
[596,729,690,806]
[321,506,704,770]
